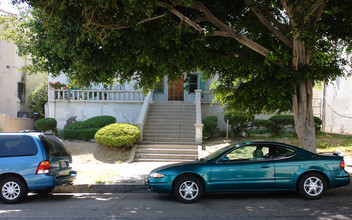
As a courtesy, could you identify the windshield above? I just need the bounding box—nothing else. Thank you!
[202,145,234,161]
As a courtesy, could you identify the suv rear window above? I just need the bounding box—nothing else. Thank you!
[0,135,38,157]
[39,135,70,157]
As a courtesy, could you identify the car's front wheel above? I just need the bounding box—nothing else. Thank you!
[174,176,203,203]
[0,176,28,204]
[298,173,327,200]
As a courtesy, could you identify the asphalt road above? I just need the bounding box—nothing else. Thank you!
[1,184,351,220]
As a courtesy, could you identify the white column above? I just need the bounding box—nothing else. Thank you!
[195,90,203,144]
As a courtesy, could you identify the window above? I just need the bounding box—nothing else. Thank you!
[221,145,270,162]
[40,135,70,157]
[188,74,198,93]
[273,146,295,158]
[18,82,25,103]
[154,80,164,94]
[0,135,38,157]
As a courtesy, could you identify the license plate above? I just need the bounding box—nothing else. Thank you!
[59,160,67,169]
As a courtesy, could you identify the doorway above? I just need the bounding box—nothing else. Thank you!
[168,75,184,101]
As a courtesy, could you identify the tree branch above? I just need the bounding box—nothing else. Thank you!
[156,1,202,33]
[138,13,167,24]
[263,9,291,36]
[189,1,271,57]
[244,0,292,48]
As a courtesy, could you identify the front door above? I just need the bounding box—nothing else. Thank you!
[168,75,184,101]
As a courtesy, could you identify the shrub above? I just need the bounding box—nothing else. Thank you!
[34,118,57,133]
[82,116,116,128]
[28,82,48,118]
[254,115,323,136]
[61,115,116,140]
[224,111,254,136]
[314,116,323,132]
[94,123,141,147]
[203,116,218,138]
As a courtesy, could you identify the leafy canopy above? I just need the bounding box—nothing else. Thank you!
[4,0,352,115]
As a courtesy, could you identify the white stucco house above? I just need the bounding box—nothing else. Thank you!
[46,72,226,150]
[313,76,352,134]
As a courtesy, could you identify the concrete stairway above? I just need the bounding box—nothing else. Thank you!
[135,102,198,162]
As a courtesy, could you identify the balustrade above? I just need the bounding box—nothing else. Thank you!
[49,88,145,102]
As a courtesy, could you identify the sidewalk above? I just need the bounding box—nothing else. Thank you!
[53,159,352,194]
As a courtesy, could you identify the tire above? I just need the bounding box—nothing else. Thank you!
[298,173,327,200]
[174,176,204,203]
[0,176,28,204]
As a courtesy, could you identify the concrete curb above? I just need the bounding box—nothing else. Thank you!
[53,183,148,194]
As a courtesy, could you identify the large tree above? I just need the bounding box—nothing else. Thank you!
[9,0,352,152]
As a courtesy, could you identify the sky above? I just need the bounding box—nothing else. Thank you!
[0,0,27,14]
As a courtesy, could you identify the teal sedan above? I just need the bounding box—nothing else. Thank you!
[145,142,350,203]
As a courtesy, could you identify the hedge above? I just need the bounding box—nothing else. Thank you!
[203,116,218,138]
[224,111,254,136]
[34,118,57,133]
[61,115,116,140]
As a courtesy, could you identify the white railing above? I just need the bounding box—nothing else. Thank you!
[201,91,215,103]
[49,88,145,102]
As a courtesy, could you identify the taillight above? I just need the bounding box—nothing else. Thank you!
[36,161,50,174]
[340,160,345,169]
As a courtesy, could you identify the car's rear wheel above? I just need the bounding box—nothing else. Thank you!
[174,176,203,203]
[298,173,327,200]
[0,176,28,204]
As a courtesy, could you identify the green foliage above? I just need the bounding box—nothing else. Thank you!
[34,118,57,133]
[61,116,116,140]
[253,115,294,136]
[203,116,218,138]
[5,0,352,150]
[28,82,48,117]
[254,115,323,136]
[94,123,141,148]
[224,111,254,137]
[314,116,323,132]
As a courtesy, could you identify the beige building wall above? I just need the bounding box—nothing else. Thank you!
[1,20,47,118]
[0,37,23,117]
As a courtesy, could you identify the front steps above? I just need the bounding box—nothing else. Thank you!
[134,144,199,162]
[135,101,199,162]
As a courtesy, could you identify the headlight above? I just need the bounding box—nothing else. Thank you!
[150,172,164,178]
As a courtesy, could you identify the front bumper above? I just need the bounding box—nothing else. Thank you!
[145,177,173,193]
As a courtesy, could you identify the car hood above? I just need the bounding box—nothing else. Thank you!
[151,160,203,173]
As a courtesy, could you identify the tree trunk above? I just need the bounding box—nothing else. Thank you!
[292,37,316,152]
[292,80,316,152]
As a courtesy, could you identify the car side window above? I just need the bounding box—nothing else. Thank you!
[0,135,38,157]
[273,146,295,159]
[40,135,70,157]
[222,145,270,162]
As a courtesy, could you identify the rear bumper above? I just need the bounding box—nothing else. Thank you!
[26,170,77,191]
[330,175,350,188]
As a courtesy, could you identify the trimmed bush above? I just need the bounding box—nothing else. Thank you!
[224,111,254,136]
[34,118,57,133]
[203,116,218,138]
[254,115,323,136]
[61,115,116,140]
[314,116,323,132]
[94,123,141,147]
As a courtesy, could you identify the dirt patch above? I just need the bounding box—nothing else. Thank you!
[63,140,130,164]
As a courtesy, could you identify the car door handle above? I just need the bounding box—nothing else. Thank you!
[261,165,270,168]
